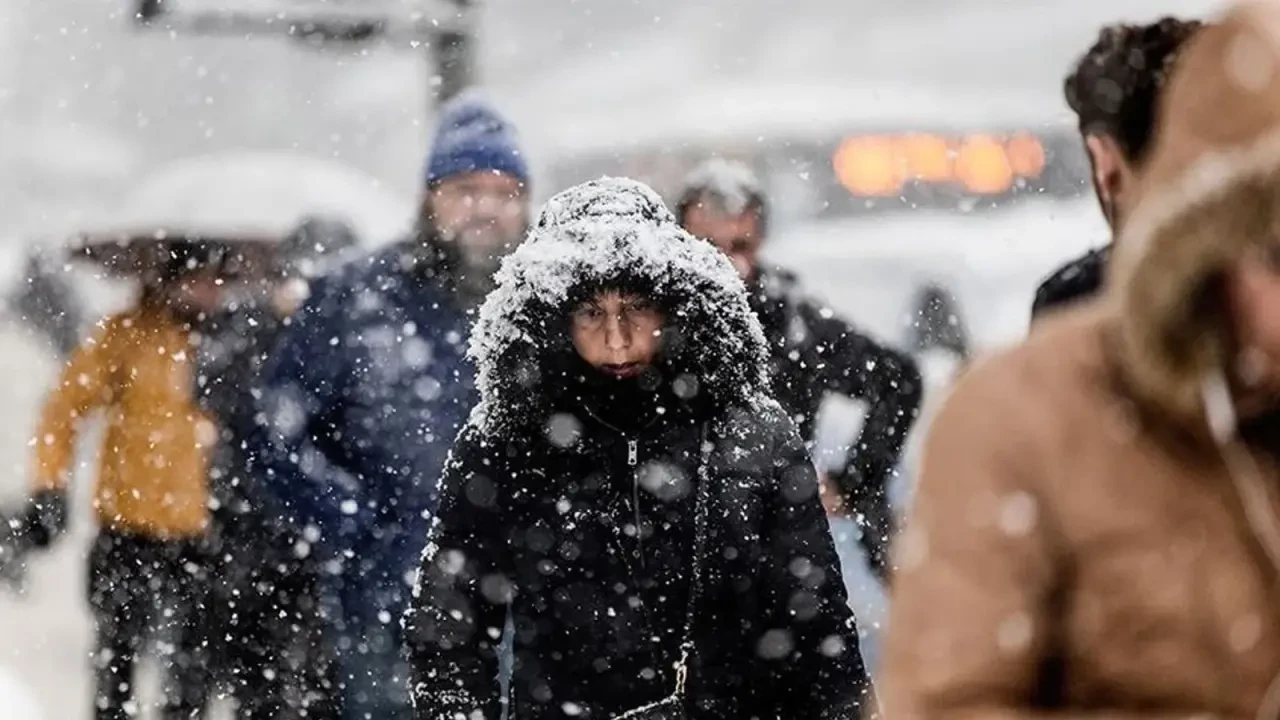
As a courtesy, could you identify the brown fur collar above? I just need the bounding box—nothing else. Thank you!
[1111,143,1280,429]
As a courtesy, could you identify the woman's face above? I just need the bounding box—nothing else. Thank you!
[570,290,665,378]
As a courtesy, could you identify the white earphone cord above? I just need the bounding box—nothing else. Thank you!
[1204,372,1280,720]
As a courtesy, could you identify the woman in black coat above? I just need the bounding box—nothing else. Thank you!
[405,178,871,720]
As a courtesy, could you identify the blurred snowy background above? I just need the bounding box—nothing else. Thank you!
[0,0,1228,716]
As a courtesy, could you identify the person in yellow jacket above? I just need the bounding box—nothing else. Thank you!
[17,241,225,720]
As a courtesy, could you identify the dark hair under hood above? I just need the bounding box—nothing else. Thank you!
[468,177,772,435]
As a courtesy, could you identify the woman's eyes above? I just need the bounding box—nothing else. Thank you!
[572,307,604,324]
[572,301,659,325]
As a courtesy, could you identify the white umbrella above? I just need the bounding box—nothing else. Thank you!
[85,151,414,245]
[73,151,415,277]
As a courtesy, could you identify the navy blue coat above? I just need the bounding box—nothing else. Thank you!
[252,241,475,621]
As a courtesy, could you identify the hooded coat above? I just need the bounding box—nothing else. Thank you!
[884,5,1280,718]
[405,178,870,720]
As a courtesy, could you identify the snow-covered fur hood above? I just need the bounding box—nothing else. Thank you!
[1110,0,1280,429]
[469,177,771,434]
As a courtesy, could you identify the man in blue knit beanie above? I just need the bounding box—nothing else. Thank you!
[249,92,530,720]
[422,89,531,305]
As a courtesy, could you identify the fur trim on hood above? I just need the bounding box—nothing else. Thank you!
[1111,0,1280,428]
[468,177,772,434]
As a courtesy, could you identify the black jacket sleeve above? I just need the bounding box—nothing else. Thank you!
[804,302,921,579]
[404,424,513,720]
[1030,245,1109,321]
[760,412,876,719]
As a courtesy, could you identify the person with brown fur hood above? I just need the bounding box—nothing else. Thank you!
[883,2,1280,717]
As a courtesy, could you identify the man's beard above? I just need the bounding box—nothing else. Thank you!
[440,223,522,302]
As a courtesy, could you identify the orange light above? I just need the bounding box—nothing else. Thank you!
[954,135,1014,194]
[1005,132,1046,177]
[833,136,903,197]
[900,133,952,182]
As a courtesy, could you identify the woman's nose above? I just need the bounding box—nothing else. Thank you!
[603,315,630,351]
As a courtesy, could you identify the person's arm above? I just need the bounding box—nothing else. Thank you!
[757,407,873,720]
[403,423,511,720]
[883,361,1173,720]
[23,319,118,546]
[808,304,922,580]
[250,283,373,555]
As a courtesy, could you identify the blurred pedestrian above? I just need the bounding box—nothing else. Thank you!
[675,159,921,581]
[405,177,871,720]
[7,249,84,357]
[1031,17,1203,320]
[897,282,970,501]
[885,4,1280,716]
[195,216,357,719]
[251,93,531,720]
[14,241,224,720]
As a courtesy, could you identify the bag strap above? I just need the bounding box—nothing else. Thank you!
[672,422,712,698]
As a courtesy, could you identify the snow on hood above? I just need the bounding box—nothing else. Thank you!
[469,177,771,433]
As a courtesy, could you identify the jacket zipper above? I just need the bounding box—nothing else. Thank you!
[582,407,658,569]
[627,438,644,568]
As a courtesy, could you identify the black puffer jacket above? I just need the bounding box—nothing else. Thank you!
[1031,245,1110,320]
[405,178,870,720]
[749,268,920,579]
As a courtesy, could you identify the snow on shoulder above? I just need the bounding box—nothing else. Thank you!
[469,176,772,433]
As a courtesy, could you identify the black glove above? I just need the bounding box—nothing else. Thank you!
[18,489,69,549]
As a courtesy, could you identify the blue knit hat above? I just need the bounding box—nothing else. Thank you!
[425,91,529,187]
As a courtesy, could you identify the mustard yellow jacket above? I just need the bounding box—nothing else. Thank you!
[32,308,212,539]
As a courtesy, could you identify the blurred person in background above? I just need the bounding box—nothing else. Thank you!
[406,177,871,720]
[251,93,531,720]
[9,241,224,720]
[8,249,84,358]
[899,282,970,490]
[1031,17,1203,320]
[675,158,921,582]
[886,4,1280,716]
[195,216,358,719]
[0,251,81,593]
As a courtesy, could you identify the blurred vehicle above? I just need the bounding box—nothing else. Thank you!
[546,81,1106,351]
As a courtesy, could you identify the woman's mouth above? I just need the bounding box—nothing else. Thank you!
[601,363,644,379]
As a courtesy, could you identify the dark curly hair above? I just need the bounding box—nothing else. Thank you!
[1064,17,1203,166]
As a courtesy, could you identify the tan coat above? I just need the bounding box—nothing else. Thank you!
[884,4,1280,718]
[884,306,1280,720]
